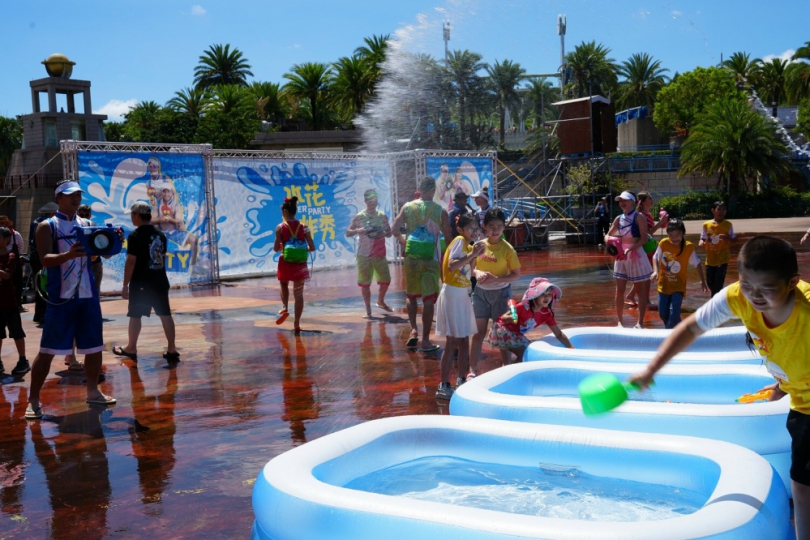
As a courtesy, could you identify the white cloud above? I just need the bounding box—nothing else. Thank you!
[762,49,796,64]
[191,5,206,16]
[94,99,137,121]
[631,10,651,20]
[671,10,682,19]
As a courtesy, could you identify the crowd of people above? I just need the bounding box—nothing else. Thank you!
[7,176,810,536]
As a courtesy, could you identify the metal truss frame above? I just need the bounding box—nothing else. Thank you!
[60,140,220,283]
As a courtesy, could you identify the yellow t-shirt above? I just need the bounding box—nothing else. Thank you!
[475,239,520,290]
[727,280,810,413]
[655,238,700,295]
[442,236,473,288]
[702,220,734,266]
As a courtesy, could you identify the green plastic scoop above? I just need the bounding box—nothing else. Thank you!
[578,373,641,415]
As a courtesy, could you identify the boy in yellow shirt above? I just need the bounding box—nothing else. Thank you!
[632,236,810,537]
[699,200,736,296]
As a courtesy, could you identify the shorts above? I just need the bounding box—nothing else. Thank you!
[404,257,440,302]
[40,296,104,355]
[488,321,530,350]
[277,258,309,283]
[787,410,810,486]
[472,285,511,321]
[357,255,391,287]
[127,284,172,318]
[0,306,25,340]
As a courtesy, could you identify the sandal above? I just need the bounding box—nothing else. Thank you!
[276,311,290,325]
[68,362,85,372]
[406,337,418,348]
[86,394,117,406]
[163,351,181,363]
[25,404,43,419]
[418,344,441,353]
[112,346,137,361]
[375,303,393,312]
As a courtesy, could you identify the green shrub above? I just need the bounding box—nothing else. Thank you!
[659,186,810,220]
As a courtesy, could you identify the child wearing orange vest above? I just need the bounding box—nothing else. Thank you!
[651,219,708,328]
[699,200,736,297]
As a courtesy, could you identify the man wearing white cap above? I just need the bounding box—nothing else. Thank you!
[26,180,116,419]
[471,189,491,230]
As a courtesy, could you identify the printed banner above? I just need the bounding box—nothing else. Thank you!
[77,151,212,291]
[425,157,493,212]
[213,158,394,277]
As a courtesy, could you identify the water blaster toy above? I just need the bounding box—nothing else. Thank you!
[736,389,773,404]
[508,299,518,321]
[578,372,645,415]
[605,236,626,260]
[642,234,658,254]
[659,208,668,221]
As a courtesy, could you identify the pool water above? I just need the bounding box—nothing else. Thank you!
[345,456,707,521]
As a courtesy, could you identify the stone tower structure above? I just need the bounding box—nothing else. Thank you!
[7,54,107,178]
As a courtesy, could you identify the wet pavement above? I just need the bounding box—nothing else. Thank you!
[2,226,810,539]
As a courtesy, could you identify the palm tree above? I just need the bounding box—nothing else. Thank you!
[616,53,669,110]
[331,55,375,118]
[524,78,560,126]
[679,98,791,200]
[354,34,390,98]
[248,81,289,121]
[487,59,526,148]
[208,85,251,115]
[787,43,810,103]
[722,51,761,87]
[166,87,210,117]
[194,44,253,90]
[446,49,487,146]
[283,62,333,130]
[754,58,789,105]
[564,41,618,99]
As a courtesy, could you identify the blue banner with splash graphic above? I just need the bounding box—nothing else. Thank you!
[77,151,213,291]
[425,157,493,212]
[213,158,393,277]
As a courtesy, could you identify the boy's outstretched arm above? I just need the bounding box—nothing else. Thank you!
[630,313,705,387]
[549,324,574,349]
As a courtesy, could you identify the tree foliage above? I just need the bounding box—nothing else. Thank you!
[0,116,23,176]
[616,53,668,110]
[487,59,526,148]
[798,98,810,138]
[653,66,743,135]
[194,44,253,90]
[679,98,791,199]
[564,41,618,99]
[283,62,333,130]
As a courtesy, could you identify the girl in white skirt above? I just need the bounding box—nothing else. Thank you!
[435,213,485,400]
[606,191,653,328]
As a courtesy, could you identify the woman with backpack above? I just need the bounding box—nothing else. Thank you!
[273,197,315,334]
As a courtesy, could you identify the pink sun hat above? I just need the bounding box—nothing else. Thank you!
[522,277,562,304]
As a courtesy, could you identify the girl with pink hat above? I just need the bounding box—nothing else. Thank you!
[488,277,573,364]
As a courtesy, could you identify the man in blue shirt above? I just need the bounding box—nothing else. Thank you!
[448,191,469,238]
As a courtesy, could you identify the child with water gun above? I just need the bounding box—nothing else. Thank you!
[487,277,573,365]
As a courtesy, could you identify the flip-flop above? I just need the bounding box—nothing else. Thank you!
[276,312,290,325]
[86,394,117,406]
[112,346,137,360]
[375,303,394,312]
[163,352,180,363]
[68,362,85,372]
[624,300,638,308]
[418,344,441,353]
[362,313,373,320]
[405,337,418,348]
[25,404,43,420]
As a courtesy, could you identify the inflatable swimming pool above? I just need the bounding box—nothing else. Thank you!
[450,361,791,494]
[252,415,790,539]
[525,326,760,364]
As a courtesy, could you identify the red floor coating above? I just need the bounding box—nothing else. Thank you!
[1,232,808,538]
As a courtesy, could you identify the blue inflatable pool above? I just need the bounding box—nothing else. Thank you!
[450,361,791,494]
[525,326,760,364]
[252,415,789,539]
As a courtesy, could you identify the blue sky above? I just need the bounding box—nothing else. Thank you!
[1,0,807,120]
